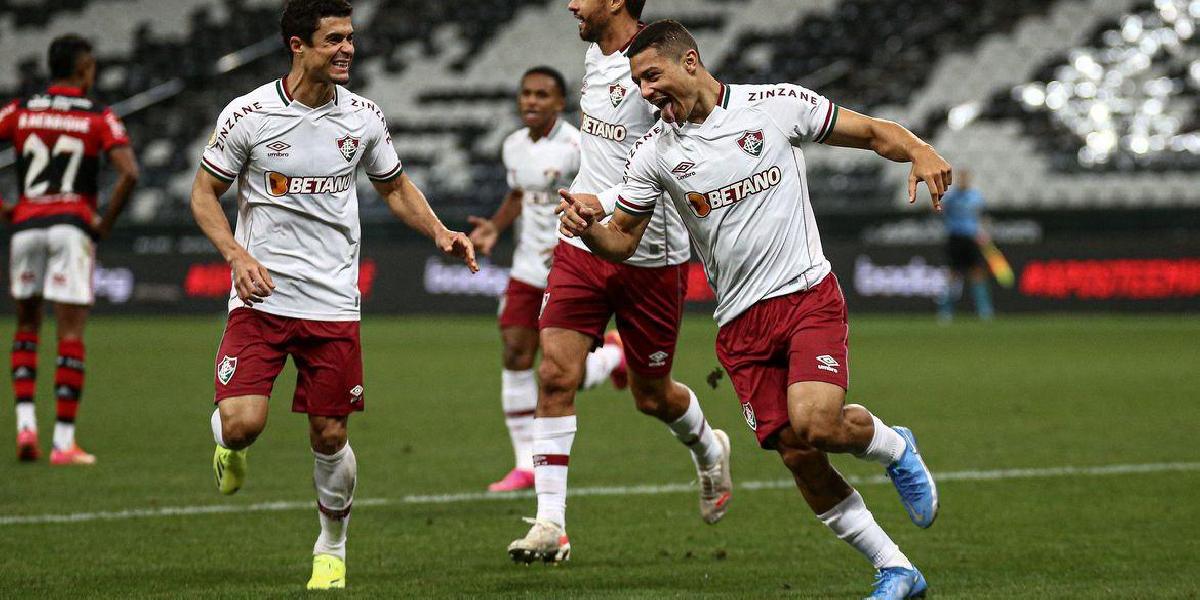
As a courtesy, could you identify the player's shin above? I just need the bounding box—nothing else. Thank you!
[12,331,38,432]
[818,489,913,570]
[531,416,575,527]
[666,386,723,468]
[501,369,538,470]
[52,339,85,450]
[313,442,356,561]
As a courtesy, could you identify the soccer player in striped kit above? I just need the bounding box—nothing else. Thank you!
[559,21,948,599]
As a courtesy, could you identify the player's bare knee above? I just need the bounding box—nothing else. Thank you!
[502,344,536,371]
[538,357,582,396]
[792,418,838,452]
[221,418,264,450]
[309,418,348,455]
[629,377,672,418]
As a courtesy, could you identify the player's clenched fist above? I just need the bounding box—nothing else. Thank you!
[556,189,599,238]
[229,250,275,305]
[908,145,953,211]
[437,228,479,273]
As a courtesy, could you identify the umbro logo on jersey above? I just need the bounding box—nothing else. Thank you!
[816,354,840,373]
[337,135,361,162]
[266,140,291,156]
[265,171,353,196]
[684,166,782,218]
[671,161,697,180]
[736,130,765,157]
[609,84,628,107]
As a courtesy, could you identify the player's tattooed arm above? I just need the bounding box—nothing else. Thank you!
[190,168,275,305]
[375,174,479,272]
[468,188,523,257]
[822,108,953,210]
[556,189,650,263]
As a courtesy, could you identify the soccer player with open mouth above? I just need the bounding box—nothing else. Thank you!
[558,20,947,600]
[506,0,734,566]
[190,0,476,590]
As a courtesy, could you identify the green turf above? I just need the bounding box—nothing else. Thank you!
[0,314,1197,598]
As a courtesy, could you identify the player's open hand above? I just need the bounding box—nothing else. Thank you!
[466,216,498,257]
[438,229,479,273]
[229,250,275,305]
[908,145,953,211]
[557,189,599,238]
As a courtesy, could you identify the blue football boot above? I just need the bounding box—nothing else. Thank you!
[885,426,938,528]
[866,566,928,599]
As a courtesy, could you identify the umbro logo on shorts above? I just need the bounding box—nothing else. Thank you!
[648,351,670,368]
[816,354,840,374]
[350,385,364,403]
[217,355,238,385]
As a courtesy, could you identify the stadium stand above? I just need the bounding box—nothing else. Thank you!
[1,0,1198,223]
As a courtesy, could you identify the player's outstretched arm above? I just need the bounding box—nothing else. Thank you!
[468,188,523,257]
[557,189,649,263]
[93,146,140,239]
[374,174,478,272]
[190,168,275,305]
[822,108,953,210]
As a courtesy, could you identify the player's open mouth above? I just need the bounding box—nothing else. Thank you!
[332,58,351,71]
[651,95,678,123]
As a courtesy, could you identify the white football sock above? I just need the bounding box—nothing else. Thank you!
[313,442,357,561]
[501,369,538,471]
[52,422,75,451]
[818,490,912,570]
[210,409,227,448]
[666,387,723,468]
[581,342,622,390]
[15,402,36,432]
[857,414,907,466]
[532,415,576,528]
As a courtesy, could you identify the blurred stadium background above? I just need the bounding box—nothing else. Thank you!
[0,0,1196,314]
[0,1,1197,597]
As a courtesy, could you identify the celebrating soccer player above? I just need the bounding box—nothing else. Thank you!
[507,0,732,564]
[1,35,140,465]
[467,66,627,493]
[558,21,947,599]
[190,0,476,589]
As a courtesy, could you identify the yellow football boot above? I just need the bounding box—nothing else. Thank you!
[306,554,346,590]
[212,445,247,495]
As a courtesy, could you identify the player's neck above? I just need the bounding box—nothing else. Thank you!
[598,18,641,55]
[50,78,85,93]
[284,70,336,108]
[685,74,723,125]
[528,117,556,142]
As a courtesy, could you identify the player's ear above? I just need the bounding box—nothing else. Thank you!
[683,50,699,74]
[289,35,305,56]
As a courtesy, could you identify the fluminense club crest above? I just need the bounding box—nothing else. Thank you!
[736,130,765,157]
[337,135,361,162]
[217,355,238,385]
[741,402,757,431]
[609,84,628,107]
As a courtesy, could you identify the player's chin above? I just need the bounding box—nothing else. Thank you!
[329,70,351,85]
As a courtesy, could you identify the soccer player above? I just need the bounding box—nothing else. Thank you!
[467,66,626,493]
[558,21,946,599]
[0,34,139,465]
[507,0,732,564]
[190,0,476,589]
[936,169,994,321]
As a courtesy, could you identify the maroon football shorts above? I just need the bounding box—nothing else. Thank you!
[715,273,849,448]
[498,278,545,331]
[539,242,686,378]
[213,308,364,417]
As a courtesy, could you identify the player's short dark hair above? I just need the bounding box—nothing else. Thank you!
[280,0,352,53]
[627,20,700,63]
[625,0,646,19]
[522,66,568,99]
[48,34,92,80]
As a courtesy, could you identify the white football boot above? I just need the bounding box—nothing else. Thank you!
[697,429,733,524]
[508,517,571,564]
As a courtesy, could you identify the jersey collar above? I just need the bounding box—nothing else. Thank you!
[47,85,84,97]
[276,77,340,108]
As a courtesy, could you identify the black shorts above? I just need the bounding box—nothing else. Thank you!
[946,234,983,273]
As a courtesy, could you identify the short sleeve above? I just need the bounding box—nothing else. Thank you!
[362,105,402,183]
[501,138,519,190]
[0,100,19,141]
[98,108,130,150]
[763,84,839,146]
[200,101,253,184]
[614,129,663,217]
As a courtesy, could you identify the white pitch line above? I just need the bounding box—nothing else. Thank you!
[2,461,1197,527]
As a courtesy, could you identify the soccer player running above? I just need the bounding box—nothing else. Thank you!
[190,0,475,589]
[559,21,945,599]
[1,35,139,465]
[507,0,732,564]
[468,66,626,493]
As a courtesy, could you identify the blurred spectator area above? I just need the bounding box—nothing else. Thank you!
[0,0,1197,225]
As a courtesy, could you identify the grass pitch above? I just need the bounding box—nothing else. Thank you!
[0,314,1197,598]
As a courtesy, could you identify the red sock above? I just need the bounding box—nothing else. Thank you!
[55,339,85,424]
[11,331,38,406]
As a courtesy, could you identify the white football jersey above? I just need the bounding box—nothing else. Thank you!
[618,83,839,325]
[568,42,690,267]
[502,120,580,289]
[201,78,402,321]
